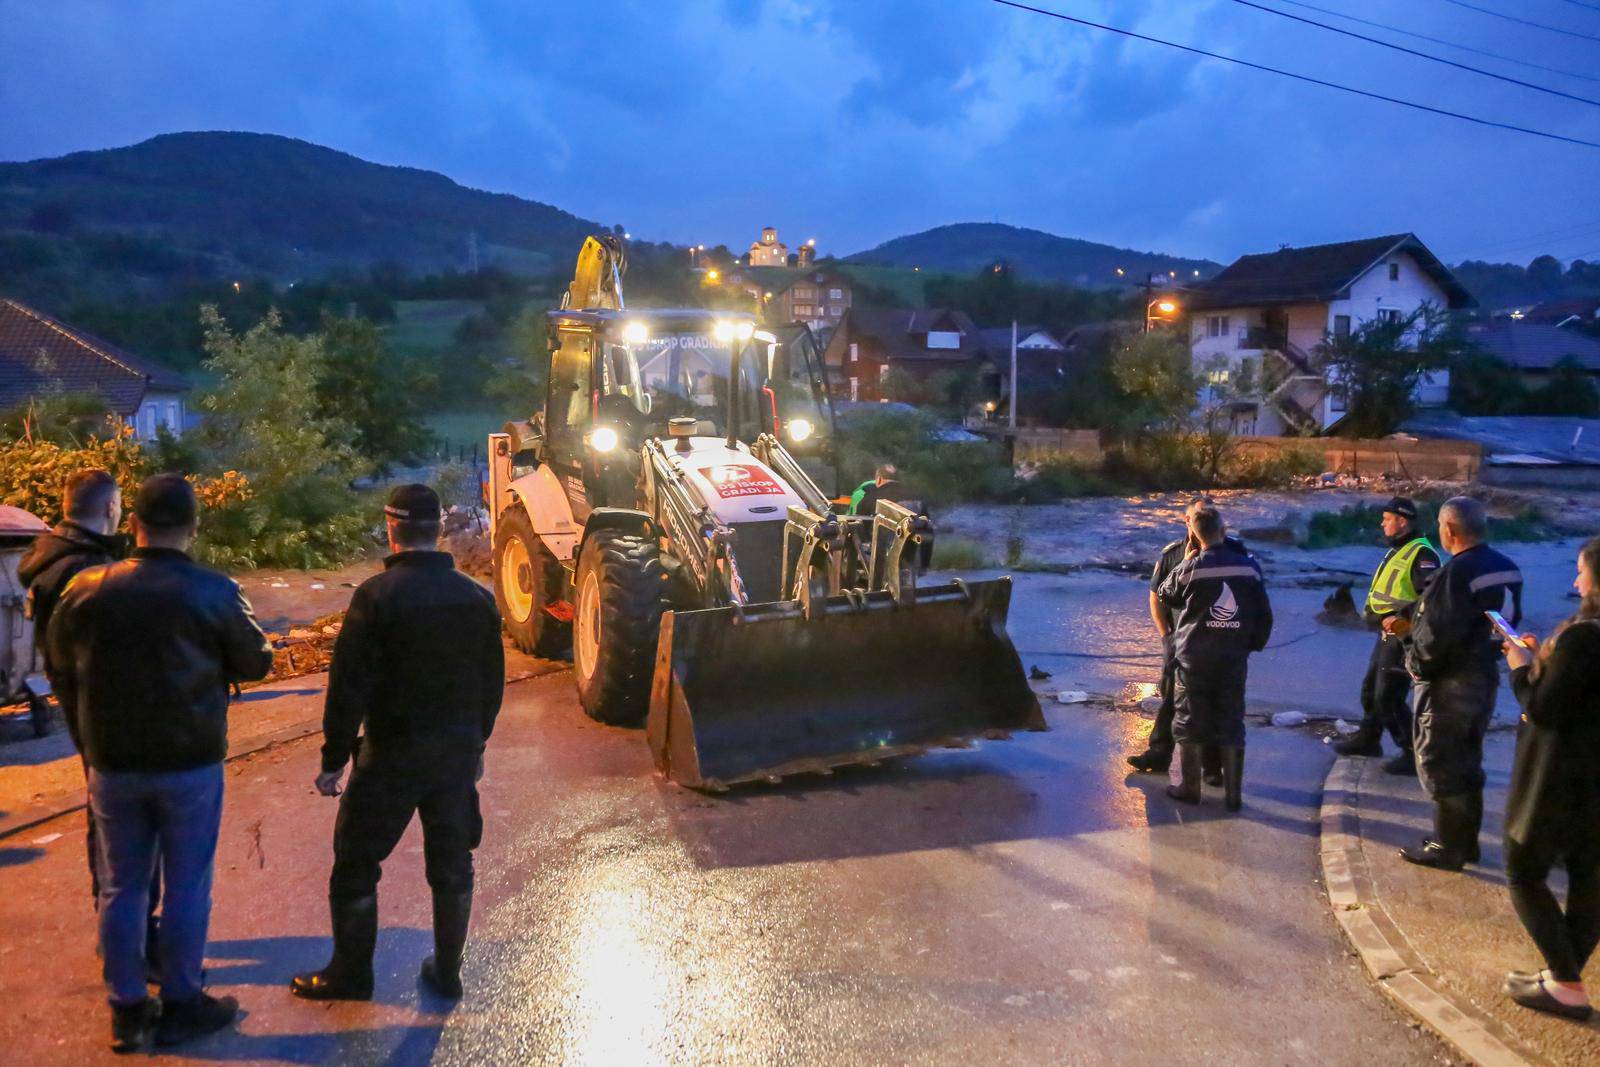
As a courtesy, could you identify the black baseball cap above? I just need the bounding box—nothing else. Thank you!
[1382,496,1419,520]
[384,483,441,523]
[133,473,197,529]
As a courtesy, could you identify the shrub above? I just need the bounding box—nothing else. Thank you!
[930,536,994,570]
[1302,501,1559,550]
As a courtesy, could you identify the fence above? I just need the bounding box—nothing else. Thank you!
[1232,435,1481,481]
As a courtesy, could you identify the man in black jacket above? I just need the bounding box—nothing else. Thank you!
[1396,496,1523,872]
[292,484,504,1003]
[20,469,139,907]
[1157,506,1273,811]
[1127,496,1247,780]
[854,465,934,574]
[49,474,274,1052]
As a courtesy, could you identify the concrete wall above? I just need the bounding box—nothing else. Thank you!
[1233,435,1481,481]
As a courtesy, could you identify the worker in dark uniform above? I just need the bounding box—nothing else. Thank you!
[1157,506,1273,811]
[291,484,504,1001]
[1333,497,1440,774]
[1127,496,1247,782]
[1396,496,1522,871]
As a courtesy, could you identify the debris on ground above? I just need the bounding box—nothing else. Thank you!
[1332,718,1360,736]
[1029,665,1052,680]
[1316,583,1367,629]
[263,612,345,681]
[1056,690,1090,704]
[443,508,491,579]
[1270,710,1309,727]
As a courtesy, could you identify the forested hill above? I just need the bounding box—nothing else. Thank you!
[0,131,602,298]
[846,222,1222,287]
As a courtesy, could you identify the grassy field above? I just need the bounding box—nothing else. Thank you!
[425,410,514,459]
[385,299,485,353]
[835,264,944,306]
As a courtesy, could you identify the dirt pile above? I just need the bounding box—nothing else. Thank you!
[263,613,345,682]
[444,507,491,579]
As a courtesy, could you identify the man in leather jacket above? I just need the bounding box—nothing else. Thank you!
[48,474,273,1052]
[19,470,142,913]
[1394,496,1523,872]
[292,484,504,1004]
[1157,506,1273,811]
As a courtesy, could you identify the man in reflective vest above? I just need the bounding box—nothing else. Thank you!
[1333,497,1439,774]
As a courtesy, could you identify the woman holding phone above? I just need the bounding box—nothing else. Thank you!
[1499,536,1600,1020]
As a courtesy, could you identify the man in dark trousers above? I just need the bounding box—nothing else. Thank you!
[1157,506,1273,811]
[20,470,152,929]
[1397,496,1522,871]
[292,484,504,1002]
[1127,496,1247,782]
[1333,497,1440,774]
[853,463,934,574]
[49,474,274,1052]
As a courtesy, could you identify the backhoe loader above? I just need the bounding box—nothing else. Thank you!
[486,236,1043,790]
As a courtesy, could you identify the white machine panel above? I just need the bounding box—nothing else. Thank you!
[666,438,804,525]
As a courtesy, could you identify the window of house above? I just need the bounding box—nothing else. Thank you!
[1388,262,1400,281]
[1377,308,1402,325]
[1206,315,1230,338]
[794,304,813,317]
[1333,314,1351,338]
[794,287,816,300]
[1207,368,1231,384]
[926,331,960,349]
[828,288,843,300]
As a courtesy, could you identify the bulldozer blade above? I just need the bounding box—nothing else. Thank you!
[646,577,1045,791]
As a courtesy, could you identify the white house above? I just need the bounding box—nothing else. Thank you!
[0,298,191,439]
[1186,233,1475,435]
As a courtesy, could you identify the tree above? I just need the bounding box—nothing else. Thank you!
[1315,304,1457,437]
[317,314,436,474]
[190,307,372,568]
[1524,357,1600,416]
[1449,351,1526,415]
[1110,330,1198,429]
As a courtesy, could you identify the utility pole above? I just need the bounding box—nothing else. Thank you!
[1008,319,1018,431]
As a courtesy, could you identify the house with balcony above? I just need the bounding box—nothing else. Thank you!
[772,268,852,334]
[821,307,984,402]
[1187,233,1475,435]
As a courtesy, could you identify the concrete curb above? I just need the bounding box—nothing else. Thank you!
[1319,756,1553,1067]
[0,664,563,843]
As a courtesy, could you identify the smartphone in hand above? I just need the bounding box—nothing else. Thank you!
[1486,610,1530,648]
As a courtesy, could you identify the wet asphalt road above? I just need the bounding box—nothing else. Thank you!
[1,646,1448,1065]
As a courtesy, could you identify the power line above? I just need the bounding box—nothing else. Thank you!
[985,0,1600,150]
[1229,0,1600,107]
[1273,0,1600,84]
[1552,0,1600,14]
[1436,0,1600,43]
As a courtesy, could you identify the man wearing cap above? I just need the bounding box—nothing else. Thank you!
[49,473,274,1052]
[1333,497,1440,774]
[292,484,503,1002]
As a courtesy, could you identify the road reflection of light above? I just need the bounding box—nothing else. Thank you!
[558,866,673,1067]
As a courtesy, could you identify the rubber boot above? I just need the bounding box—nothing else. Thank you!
[1165,743,1202,805]
[290,895,377,1000]
[1399,795,1473,872]
[1332,723,1382,757]
[419,890,473,999]
[1221,747,1245,812]
[1126,748,1171,774]
[1460,790,1483,864]
[1202,744,1224,788]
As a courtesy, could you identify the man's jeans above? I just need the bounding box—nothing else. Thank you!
[88,763,223,1006]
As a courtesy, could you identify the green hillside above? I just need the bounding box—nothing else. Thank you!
[0,131,601,300]
[846,222,1220,288]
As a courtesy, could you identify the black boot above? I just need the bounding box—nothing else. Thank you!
[419,890,473,999]
[1202,744,1224,787]
[110,999,159,1054]
[1332,724,1383,757]
[1381,750,1416,776]
[1221,747,1245,812]
[1126,748,1171,774]
[290,895,377,1001]
[1400,795,1473,871]
[1165,743,1202,805]
[1461,790,1483,864]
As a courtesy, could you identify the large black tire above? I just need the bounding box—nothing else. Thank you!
[573,530,669,726]
[493,506,571,658]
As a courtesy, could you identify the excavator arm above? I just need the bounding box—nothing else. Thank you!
[562,234,628,311]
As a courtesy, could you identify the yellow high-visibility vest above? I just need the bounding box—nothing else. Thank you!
[1366,537,1436,615]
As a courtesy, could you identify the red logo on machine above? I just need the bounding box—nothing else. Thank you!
[701,464,784,498]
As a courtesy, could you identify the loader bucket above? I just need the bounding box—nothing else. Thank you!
[646,577,1045,790]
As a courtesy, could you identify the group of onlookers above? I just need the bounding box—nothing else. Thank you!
[25,472,502,1052]
[1126,493,1597,1021]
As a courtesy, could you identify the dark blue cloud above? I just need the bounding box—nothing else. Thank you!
[2,0,1597,265]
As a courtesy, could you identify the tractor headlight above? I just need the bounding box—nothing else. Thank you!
[713,320,755,343]
[786,417,814,443]
[588,426,620,453]
[622,321,648,344]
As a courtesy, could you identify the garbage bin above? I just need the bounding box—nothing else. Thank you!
[0,506,54,736]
